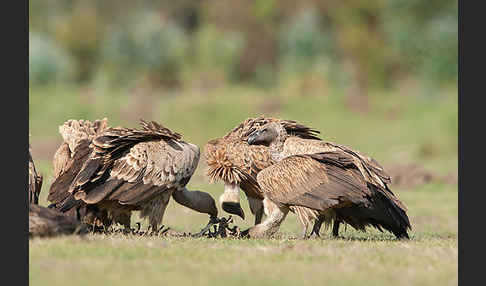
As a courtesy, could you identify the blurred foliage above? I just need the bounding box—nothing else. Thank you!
[29,0,457,94]
[101,11,188,87]
[191,25,245,82]
[29,32,74,86]
[384,0,458,85]
[278,9,335,74]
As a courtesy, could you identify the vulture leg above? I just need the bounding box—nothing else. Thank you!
[141,191,173,232]
[301,224,309,239]
[242,198,289,238]
[309,219,323,238]
[116,212,132,233]
[172,187,218,219]
[248,196,264,225]
[332,221,340,238]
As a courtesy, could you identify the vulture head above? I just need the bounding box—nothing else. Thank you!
[247,122,286,146]
[219,183,245,220]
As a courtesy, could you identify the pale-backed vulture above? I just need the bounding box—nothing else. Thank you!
[48,119,218,232]
[245,122,411,239]
[204,116,321,227]
[29,145,85,237]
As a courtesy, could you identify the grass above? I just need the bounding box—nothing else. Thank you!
[29,185,458,286]
[29,79,457,286]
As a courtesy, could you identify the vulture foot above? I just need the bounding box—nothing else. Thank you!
[192,216,221,238]
[192,216,241,238]
[308,231,321,239]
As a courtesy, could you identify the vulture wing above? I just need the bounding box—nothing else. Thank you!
[225,116,321,141]
[52,142,72,179]
[282,137,401,210]
[47,139,92,207]
[64,120,198,207]
[257,151,411,237]
[257,152,371,211]
[49,118,110,208]
[59,118,108,154]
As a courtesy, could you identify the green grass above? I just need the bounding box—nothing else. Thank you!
[29,80,457,286]
[30,185,457,286]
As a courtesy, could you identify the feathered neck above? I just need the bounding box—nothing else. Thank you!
[268,127,288,162]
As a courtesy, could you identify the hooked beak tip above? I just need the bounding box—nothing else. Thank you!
[222,202,245,220]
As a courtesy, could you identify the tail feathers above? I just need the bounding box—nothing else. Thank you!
[335,186,411,239]
[371,188,411,239]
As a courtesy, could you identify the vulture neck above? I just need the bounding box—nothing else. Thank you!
[268,134,288,162]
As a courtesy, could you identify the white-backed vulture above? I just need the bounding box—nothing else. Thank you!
[204,116,321,226]
[245,122,411,239]
[48,119,218,232]
[29,145,85,237]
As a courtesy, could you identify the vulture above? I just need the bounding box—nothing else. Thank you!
[48,118,111,226]
[29,145,85,237]
[204,116,322,229]
[29,144,42,205]
[48,119,218,232]
[29,204,86,238]
[245,122,411,239]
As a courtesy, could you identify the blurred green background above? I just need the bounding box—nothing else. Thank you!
[29,0,457,228]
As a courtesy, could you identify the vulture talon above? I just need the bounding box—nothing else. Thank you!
[239,228,250,239]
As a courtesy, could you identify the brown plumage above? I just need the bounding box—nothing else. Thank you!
[48,118,110,224]
[48,119,218,231]
[245,122,411,239]
[29,204,86,238]
[29,143,85,238]
[204,116,321,225]
[29,145,42,205]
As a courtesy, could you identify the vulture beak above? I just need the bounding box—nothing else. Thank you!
[247,130,260,145]
[221,202,245,220]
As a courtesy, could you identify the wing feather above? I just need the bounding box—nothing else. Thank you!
[256,152,370,211]
[66,120,199,208]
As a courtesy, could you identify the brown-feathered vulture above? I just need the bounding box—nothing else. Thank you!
[29,204,86,238]
[48,119,218,232]
[204,116,322,229]
[29,144,85,237]
[29,144,43,205]
[245,122,411,239]
[48,118,111,226]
